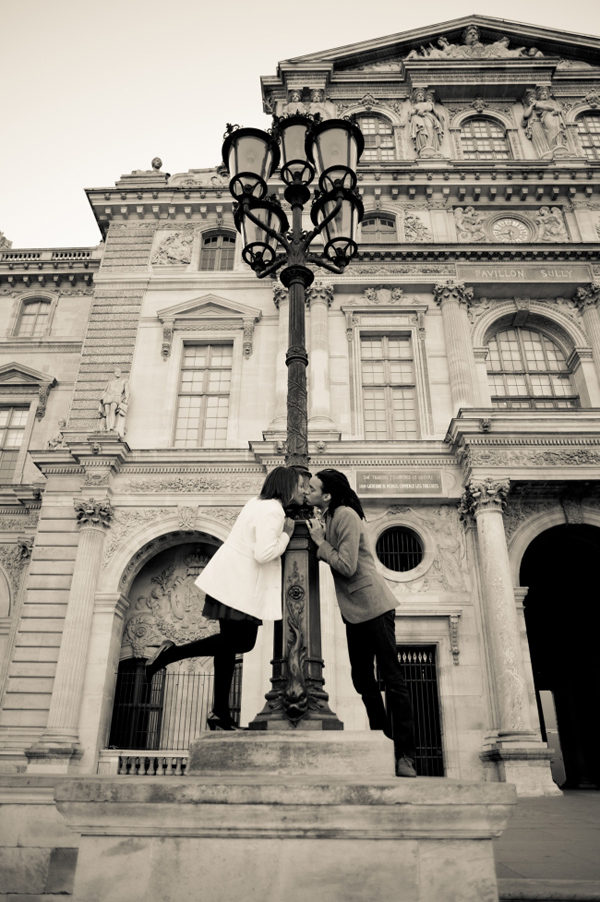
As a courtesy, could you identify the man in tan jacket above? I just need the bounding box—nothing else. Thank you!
[307,468,417,777]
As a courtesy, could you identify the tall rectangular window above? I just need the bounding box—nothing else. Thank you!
[361,336,417,440]
[0,407,28,482]
[174,344,232,448]
[17,300,50,337]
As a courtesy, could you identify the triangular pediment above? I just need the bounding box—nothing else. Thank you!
[282,15,600,71]
[0,362,55,387]
[157,294,261,323]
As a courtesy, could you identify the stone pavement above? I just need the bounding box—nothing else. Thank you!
[494,790,600,900]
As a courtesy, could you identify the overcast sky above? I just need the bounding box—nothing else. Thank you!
[1,0,599,249]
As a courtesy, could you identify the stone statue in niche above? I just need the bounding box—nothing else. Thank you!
[454,207,486,242]
[99,368,129,436]
[152,231,193,265]
[522,87,568,156]
[535,207,569,242]
[408,89,444,157]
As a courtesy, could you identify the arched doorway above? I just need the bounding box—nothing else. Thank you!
[108,538,243,752]
[520,524,600,789]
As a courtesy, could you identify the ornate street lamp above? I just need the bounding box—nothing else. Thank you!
[222,115,364,729]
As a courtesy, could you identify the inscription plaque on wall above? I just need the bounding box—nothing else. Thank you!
[456,263,592,282]
[356,470,443,495]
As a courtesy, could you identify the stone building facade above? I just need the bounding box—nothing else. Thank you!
[1,15,599,796]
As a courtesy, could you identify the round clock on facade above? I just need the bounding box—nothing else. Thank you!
[491,218,531,243]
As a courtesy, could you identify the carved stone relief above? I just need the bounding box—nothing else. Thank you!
[104,508,167,565]
[151,231,194,265]
[124,543,219,656]
[503,499,559,543]
[121,475,265,494]
[402,210,432,242]
[0,542,31,597]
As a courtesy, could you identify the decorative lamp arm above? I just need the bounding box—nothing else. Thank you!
[302,194,343,250]
[242,200,290,252]
[255,255,288,279]
[306,253,345,274]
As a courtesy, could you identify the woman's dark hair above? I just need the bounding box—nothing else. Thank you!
[315,469,365,520]
[259,466,299,505]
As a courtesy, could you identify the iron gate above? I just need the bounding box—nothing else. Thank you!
[108,658,243,751]
[379,645,444,776]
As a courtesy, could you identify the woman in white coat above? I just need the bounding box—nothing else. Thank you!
[145,467,302,730]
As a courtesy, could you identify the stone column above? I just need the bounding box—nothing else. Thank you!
[307,281,335,432]
[433,280,478,413]
[27,498,113,772]
[574,283,600,387]
[461,479,536,740]
[265,285,289,434]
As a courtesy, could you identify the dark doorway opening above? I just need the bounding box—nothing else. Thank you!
[520,523,600,789]
[379,645,444,776]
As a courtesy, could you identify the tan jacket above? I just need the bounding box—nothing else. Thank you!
[316,505,398,624]
[195,497,289,620]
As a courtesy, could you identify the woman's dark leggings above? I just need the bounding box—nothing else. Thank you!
[156,620,259,718]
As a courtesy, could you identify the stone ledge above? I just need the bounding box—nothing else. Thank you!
[188,730,393,776]
[498,878,600,900]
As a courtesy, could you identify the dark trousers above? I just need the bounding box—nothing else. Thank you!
[157,620,259,718]
[345,609,415,759]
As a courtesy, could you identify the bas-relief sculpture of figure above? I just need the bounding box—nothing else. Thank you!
[535,206,569,242]
[99,368,129,436]
[408,89,444,157]
[454,206,486,242]
[405,26,543,61]
[152,231,193,265]
[522,87,568,156]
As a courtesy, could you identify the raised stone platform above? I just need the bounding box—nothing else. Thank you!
[51,732,516,902]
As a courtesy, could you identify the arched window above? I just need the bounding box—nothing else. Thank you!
[460,117,511,161]
[200,231,236,271]
[16,298,51,337]
[361,214,397,242]
[356,116,395,162]
[486,326,578,409]
[576,113,600,161]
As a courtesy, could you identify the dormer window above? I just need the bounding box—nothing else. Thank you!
[356,116,395,162]
[16,299,51,337]
[361,214,397,242]
[460,117,511,160]
[200,231,236,271]
[576,113,600,161]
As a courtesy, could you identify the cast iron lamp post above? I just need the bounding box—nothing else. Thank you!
[221,115,364,727]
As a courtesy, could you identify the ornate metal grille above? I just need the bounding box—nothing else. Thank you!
[379,645,444,776]
[108,658,242,751]
[376,526,423,572]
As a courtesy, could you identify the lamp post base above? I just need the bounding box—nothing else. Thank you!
[249,521,344,731]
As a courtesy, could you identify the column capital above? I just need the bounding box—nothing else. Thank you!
[433,280,474,308]
[459,477,510,518]
[573,282,600,313]
[306,281,334,308]
[74,497,114,529]
[273,285,288,309]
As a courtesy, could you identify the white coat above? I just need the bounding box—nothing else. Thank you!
[195,497,290,621]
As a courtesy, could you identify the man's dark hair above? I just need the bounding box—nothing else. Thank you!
[315,469,365,520]
[259,466,299,506]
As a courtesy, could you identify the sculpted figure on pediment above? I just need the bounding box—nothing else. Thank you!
[454,206,486,242]
[408,89,444,156]
[405,26,542,61]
